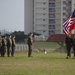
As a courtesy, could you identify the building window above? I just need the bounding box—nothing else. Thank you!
[49,19,55,23]
[43,30,45,32]
[43,8,46,10]
[49,0,55,2]
[49,30,55,34]
[43,25,45,27]
[43,19,45,21]
[49,3,55,7]
[68,1,71,4]
[43,13,45,15]
[43,3,46,5]
[49,14,55,18]
[49,8,55,12]
[63,18,66,22]
[63,7,66,10]
[63,1,66,4]
[63,13,66,16]
[49,25,55,29]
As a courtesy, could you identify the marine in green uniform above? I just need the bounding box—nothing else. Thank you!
[0,33,2,56]
[1,35,7,57]
[7,35,12,57]
[11,35,16,57]
[72,35,75,59]
[65,34,73,59]
[27,32,33,57]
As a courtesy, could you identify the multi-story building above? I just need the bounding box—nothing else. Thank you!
[72,0,75,11]
[34,0,49,38]
[24,0,74,38]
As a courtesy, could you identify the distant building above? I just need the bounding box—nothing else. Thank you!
[72,0,75,11]
[24,0,75,39]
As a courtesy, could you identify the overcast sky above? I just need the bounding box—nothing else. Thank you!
[0,0,24,32]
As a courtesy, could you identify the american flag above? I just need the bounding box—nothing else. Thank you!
[63,9,75,35]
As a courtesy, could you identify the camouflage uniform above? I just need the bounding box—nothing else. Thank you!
[7,35,12,57]
[27,33,33,57]
[1,36,7,57]
[0,35,2,56]
[72,36,75,59]
[65,35,73,59]
[11,36,16,57]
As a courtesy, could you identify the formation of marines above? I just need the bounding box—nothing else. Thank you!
[0,31,75,59]
[0,33,16,57]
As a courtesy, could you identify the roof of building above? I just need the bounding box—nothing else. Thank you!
[46,34,74,42]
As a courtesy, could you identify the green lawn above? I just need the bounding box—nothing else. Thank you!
[33,42,60,49]
[0,53,75,75]
[33,42,64,53]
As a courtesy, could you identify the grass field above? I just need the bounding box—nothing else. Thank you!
[33,42,67,53]
[0,53,75,75]
[0,42,75,75]
[33,42,60,49]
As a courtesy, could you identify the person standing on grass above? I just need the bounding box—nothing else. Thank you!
[65,34,73,59]
[0,33,2,57]
[1,36,7,57]
[27,32,33,57]
[11,35,16,57]
[7,35,12,57]
[72,35,75,59]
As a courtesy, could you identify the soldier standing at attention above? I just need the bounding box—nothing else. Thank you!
[7,35,12,57]
[72,35,75,59]
[0,33,2,56]
[27,32,33,57]
[65,34,73,59]
[1,36,7,57]
[11,35,16,57]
